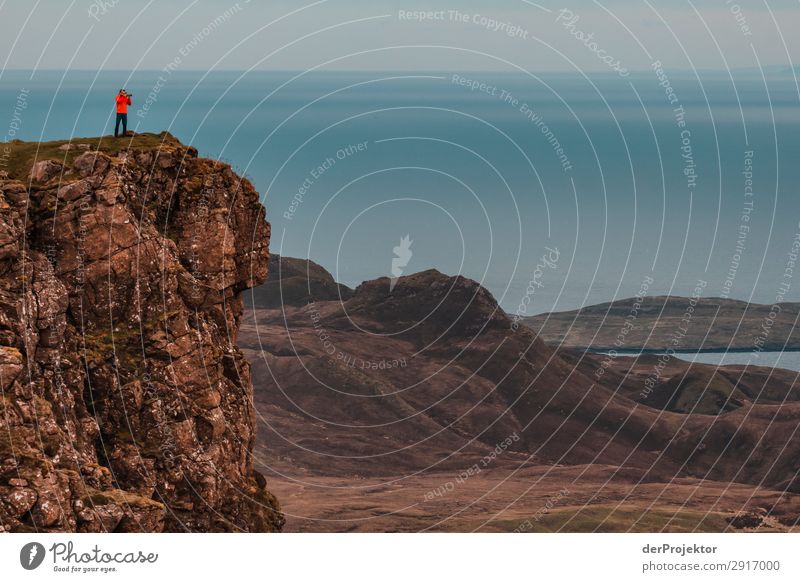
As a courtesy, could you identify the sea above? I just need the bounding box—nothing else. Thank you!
[2,68,799,320]
[676,350,800,373]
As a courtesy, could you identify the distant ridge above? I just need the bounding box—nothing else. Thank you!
[524,295,800,352]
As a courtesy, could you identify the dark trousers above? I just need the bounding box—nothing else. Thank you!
[115,113,127,137]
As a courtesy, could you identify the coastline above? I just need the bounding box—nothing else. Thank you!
[575,346,800,355]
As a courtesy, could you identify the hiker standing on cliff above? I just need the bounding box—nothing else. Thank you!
[114,89,132,137]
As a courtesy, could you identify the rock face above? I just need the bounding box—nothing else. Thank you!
[0,134,282,532]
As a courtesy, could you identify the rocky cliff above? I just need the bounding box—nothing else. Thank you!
[0,133,282,532]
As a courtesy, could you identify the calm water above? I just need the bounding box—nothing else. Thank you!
[2,69,799,313]
[675,350,800,373]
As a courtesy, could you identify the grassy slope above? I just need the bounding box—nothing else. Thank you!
[1,132,181,182]
[488,505,734,533]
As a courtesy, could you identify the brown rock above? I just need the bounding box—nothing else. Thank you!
[196,408,227,443]
[29,159,63,183]
[4,487,37,516]
[0,134,281,532]
[31,495,61,527]
[72,151,111,177]
[0,346,23,389]
[57,179,91,202]
[57,143,91,152]
[194,389,222,410]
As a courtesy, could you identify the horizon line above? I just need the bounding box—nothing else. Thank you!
[1,66,797,75]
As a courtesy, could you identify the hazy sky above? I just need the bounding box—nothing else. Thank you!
[0,0,797,73]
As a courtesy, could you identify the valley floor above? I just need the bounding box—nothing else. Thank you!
[263,464,798,533]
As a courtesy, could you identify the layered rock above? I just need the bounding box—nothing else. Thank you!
[0,133,282,532]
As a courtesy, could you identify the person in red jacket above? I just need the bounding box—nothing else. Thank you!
[114,89,132,137]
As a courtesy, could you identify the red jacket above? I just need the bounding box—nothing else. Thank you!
[116,93,131,114]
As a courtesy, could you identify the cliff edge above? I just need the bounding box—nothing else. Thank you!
[0,133,282,532]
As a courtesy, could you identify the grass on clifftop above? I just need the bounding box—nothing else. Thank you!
[0,131,182,182]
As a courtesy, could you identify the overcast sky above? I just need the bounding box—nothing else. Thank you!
[0,0,797,73]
